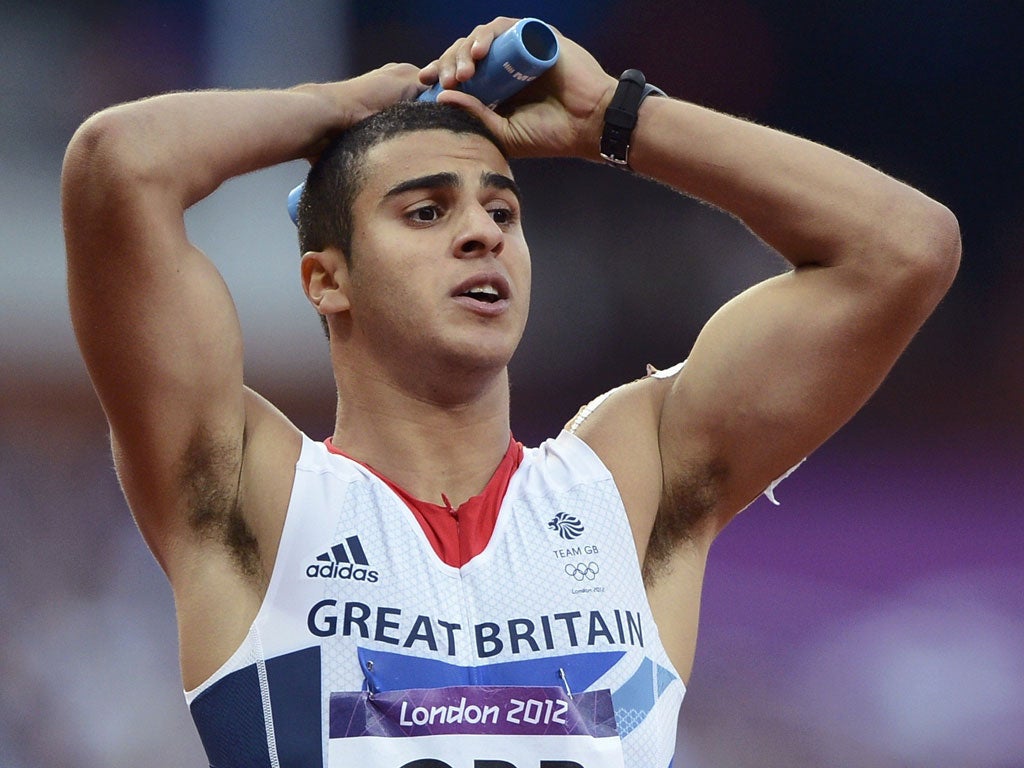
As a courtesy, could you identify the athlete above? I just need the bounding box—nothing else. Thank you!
[62,16,960,768]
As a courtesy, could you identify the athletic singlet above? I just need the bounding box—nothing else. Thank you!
[184,429,685,768]
[325,434,524,568]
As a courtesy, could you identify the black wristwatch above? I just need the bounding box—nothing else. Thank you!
[599,69,666,169]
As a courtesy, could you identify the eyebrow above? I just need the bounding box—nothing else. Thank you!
[482,171,521,202]
[383,171,521,202]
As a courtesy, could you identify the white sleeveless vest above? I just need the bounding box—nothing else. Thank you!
[185,429,684,767]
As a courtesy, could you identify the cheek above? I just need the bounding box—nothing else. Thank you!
[513,244,532,308]
[348,254,432,332]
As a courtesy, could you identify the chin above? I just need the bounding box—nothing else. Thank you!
[441,336,518,374]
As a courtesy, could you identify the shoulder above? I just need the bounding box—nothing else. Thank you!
[564,362,684,468]
[236,387,305,556]
[564,361,735,584]
[562,364,684,559]
[518,430,611,487]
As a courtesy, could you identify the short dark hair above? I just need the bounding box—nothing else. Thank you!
[296,101,508,337]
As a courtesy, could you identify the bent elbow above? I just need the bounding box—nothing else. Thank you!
[917,200,962,292]
[885,195,962,310]
[63,107,153,196]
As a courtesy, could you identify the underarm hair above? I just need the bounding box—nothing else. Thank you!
[180,425,263,580]
[642,461,723,584]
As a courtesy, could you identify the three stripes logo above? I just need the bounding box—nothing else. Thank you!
[306,535,380,582]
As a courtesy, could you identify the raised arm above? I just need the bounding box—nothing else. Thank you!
[62,65,422,569]
[426,20,960,540]
[622,95,961,526]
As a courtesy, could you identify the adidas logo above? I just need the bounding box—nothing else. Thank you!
[306,535,380,582]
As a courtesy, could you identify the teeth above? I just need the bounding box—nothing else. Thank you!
[464,284,500,299]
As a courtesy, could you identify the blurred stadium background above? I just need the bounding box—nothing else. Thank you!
[1,1,1021,766]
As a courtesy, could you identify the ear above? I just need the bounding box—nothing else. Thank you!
[301,247,351,316]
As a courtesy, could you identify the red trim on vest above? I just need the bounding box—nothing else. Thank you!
[323,436,524,568]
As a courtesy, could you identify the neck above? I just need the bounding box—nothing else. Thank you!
[331,362,513,508]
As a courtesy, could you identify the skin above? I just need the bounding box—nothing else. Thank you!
[62,17,961,694]
[306,130,532,507]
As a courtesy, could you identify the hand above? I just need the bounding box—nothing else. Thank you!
[298,62,424,160]
[418,17,617,160]
[336,62,425,122]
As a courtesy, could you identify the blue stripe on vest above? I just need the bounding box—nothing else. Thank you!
[266,646,323,767]
[190,646,322,768]
[190,664,272,768]
[357,646,625,694]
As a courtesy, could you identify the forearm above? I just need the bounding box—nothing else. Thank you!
[625,95,958,272]
[427,18,957,278]
[65,85,351,212]
[63,64,421,213]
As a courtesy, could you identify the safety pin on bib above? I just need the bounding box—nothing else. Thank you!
[557,667,574,699]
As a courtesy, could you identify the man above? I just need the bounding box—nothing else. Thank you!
[62,16,960,768]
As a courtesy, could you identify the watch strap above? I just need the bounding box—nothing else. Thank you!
[600,69,665,169]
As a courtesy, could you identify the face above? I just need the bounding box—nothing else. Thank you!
[338,129,531,378]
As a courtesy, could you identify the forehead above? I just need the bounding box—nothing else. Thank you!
[359,129,513,199]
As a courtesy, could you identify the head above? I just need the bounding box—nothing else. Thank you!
[297,101,531,396]
[297,101,509,337]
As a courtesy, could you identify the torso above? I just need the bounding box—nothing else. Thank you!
[184,430,685,768]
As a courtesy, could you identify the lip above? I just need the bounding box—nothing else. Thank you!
[450,273,512,316]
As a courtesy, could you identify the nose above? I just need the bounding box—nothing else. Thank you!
[453,205,504,259]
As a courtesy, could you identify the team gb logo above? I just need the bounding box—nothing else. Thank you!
[547,512,585,540]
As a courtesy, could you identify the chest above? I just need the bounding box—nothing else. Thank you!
[274,470,651,681]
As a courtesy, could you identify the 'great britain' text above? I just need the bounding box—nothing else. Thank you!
[307,600,644,658]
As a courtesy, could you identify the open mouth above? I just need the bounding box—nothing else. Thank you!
[453,275,510,306]
[459,285,502,304]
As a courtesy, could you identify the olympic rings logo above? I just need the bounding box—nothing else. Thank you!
[564,562,600,581]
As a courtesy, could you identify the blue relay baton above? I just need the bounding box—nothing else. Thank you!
[416,17,559,108]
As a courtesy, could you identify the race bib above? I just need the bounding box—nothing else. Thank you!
[328,685,624,768]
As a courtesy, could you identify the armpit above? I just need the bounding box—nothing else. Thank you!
[180,426,263,579]
[643,459,723,584]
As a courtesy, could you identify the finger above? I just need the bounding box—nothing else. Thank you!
[462,28,497,69]
[418,60,440,85]
[380,61,423,88]
[465,17,519,64]
[435,37,471,88]
[435,89,506,138]
[435,18,517,89]
[457,29,496,80]
[452,37,477,84]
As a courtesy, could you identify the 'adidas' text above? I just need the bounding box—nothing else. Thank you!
[306,562,379,582]
[306,536,380,582]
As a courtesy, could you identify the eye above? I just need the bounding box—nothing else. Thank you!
[408,205,441,223]
[488,206,517,226]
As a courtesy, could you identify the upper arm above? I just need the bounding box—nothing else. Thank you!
[63,110,247,553]
[660,241,956,530]
[571,246,954,562]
